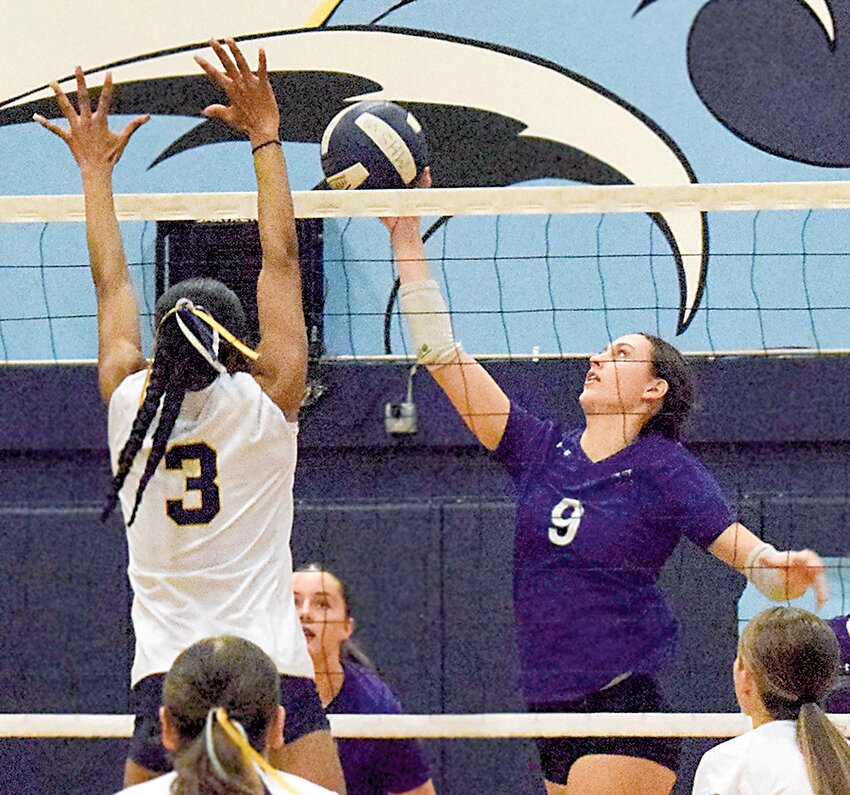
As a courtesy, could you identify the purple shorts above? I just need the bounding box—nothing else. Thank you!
[128,672,330,773]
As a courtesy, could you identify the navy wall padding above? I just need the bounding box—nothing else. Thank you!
[0,359,847,794]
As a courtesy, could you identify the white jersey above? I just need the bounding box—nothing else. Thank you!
[108,370,313,685]
[692,720,817,795]
[115,767,336,794]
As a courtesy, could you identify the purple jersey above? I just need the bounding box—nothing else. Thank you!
[326,660,432,795]
[494,402,735,703]
[827,614,850,713]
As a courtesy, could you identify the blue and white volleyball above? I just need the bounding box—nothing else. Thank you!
[321,101,429,190]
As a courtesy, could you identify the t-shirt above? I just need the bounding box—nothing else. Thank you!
[827,614,850,713]
[109,370,313,685]
[326,660,432,795]
[493,402,734,703]
[115,766,336,794]
[692,720,815,795]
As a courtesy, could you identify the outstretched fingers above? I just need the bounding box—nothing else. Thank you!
[48,80,78,124]
[226,37,252,77]
[210,38,239,80]
[32,113,68,141]
[75,67,92,120]
[97,72,114,118]
[194,54,230,93]
[116,114,150,154]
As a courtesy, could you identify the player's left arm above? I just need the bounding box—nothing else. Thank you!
[195,39,307,421]
[708,522,828,607]
[34,69,149,404]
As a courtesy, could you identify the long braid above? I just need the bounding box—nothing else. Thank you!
[101,353,170,522]
[126,383,188,527]
[104,278,253,526]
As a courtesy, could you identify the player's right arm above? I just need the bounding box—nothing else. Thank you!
[34,69,149,405]
[383,209,510,450]
[195,39,307,422]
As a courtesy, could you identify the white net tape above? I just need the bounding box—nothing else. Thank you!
[3,712,849,739]
[3,181,850,223]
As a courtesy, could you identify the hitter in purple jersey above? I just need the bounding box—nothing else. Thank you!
[381,196,828,795]
[827,615,850,713]
[293,567,436,795]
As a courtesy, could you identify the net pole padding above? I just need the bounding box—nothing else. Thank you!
[2,712,849,739]
[5,181,850,222]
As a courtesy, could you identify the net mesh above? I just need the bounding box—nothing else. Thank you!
[1,182,850,361]
[1,184,848,795]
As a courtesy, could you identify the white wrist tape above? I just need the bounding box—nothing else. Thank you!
[398,279,462,367]
[744,542,788,601]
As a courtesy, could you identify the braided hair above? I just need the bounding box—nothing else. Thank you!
[102,278,249,525]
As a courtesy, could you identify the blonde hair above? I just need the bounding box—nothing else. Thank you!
[739,607,850,795]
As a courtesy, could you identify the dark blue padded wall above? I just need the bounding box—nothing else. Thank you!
[0,359,848,794]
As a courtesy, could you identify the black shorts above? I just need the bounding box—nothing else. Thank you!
[529,674,681,785]
[128,673,330,773]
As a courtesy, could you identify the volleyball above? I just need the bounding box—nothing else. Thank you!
[320,100,429,190]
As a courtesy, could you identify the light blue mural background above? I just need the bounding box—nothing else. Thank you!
[2,0,849,359]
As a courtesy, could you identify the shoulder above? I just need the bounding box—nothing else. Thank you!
[493,400,571,464]
[113,772,175,794]
[636,433,719,485]
[339,660,404,713]
[108,369,148,415]
[695,722,807,794]
[692,731,754,794]
[263,769,338,794]
[216,372,297,431]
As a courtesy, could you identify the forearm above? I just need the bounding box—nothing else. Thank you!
[253,141,299,268]
[82,168,135,298]
[389,218,431,283]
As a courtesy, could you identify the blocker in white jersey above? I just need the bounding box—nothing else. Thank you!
[109,368,312,685]
[35,39,346,793]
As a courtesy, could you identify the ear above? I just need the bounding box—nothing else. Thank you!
[643,377,668,404]
[343,616,355,643]
[159,706,180,752]
[266,705,286,752]
[733,656,758,715]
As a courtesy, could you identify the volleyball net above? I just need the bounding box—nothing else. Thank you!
[1,181,850,361]
[1,183,848,774]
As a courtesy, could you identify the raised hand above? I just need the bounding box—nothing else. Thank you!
[33,68,149,177]
[761,548,828,607]
[194,38,280,146]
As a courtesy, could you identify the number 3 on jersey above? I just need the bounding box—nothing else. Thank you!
[165,443,221,525]
[549,497,584,546]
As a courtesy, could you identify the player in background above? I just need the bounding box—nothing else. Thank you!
[827,614,850,712]
[114,635,338,795]
[380,174,828,795]
[293,566,437,795]
[35,39,344,792]
[692,607,850,795]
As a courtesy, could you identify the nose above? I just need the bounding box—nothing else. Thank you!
[298,600,312,622]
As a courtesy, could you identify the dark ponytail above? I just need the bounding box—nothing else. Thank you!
[164,636,280,795]
[639,333,694,441]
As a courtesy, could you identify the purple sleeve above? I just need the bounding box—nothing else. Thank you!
[492,401,561,484]
[830,615,850,667]
[662,450,736,549]
[367,684,431,792]
[375,738,432,793]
